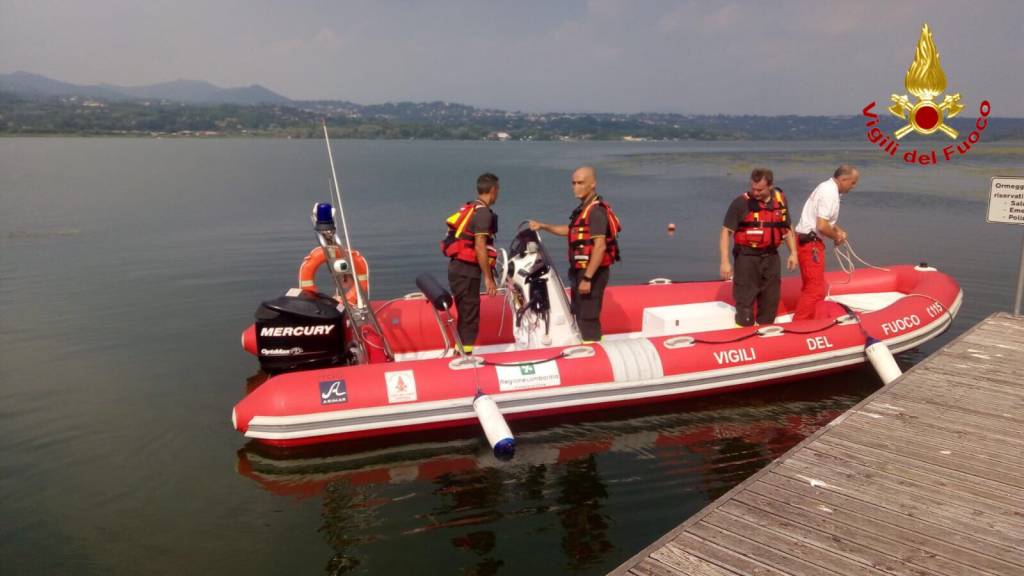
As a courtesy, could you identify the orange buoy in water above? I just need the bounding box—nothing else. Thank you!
[667,222,676,233]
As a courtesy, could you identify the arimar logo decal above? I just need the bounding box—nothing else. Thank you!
[319,379,348,405]
[862,23,990,165]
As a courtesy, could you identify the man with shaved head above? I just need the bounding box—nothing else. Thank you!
[529,166,622,342]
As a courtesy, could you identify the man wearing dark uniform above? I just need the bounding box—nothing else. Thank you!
[443,173,500,353]
[528,166,621,342]
[719,168,798,326]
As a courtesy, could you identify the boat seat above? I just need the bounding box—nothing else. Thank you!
[415,273,454,312]
[641,301,738,337]
[828,291,904,313]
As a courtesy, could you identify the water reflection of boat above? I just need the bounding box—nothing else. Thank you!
[237,384,853,496]
[236,383,859,573]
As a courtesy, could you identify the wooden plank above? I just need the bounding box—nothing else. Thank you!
[856,398,1024,447]
[700,510,892,576]
[913,371,1024,394]
[968,327,1024,342]
[628,558,684,576]
[719,499,938,576]
[892,379,1024,415]
[759,472,1024,570]
[873,392,1024,436]
[944,325,1024,345]
[951,328,1024,347]
[954,333,1024,351]
[782,450,1023,534]
[962,317,1024,336]
[957,326,1024,341]
[671,532,787,576]
[914,365,1024,397]
[892,371,1024,404]
[840,411,1024,463]
[806,439,1024,511]
[789,448,1024,527]
[687,518,847,576]
[825,421,1024,485]
[914,375,1024,400]
[980,315,1024,332]
[746,479,1021,576]
[774,459,1024,550]
[729,491,974,576]
[649,542,740,576]
[914,357,1024,388]
[923,365,1024,389]
[814,435,1024,498]
[833,418,1024,475]
[884,389,1024,428]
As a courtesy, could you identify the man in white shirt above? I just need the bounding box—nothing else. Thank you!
[793,165,859,320]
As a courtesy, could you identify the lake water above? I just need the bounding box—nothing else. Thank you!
[2,138,1022,575]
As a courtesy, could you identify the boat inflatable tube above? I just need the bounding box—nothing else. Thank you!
[473,393,515,460]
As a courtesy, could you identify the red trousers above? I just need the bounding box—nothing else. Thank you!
[794,240,826,320]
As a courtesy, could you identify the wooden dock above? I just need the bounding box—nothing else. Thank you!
[612,312,1024,576]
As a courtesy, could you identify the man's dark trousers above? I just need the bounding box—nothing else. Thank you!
[448,270,481,346]
[569,267,610,341]
[732,248,780,327]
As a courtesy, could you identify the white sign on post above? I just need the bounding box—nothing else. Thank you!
[989,176,1024,316]
[987,177,1024,225]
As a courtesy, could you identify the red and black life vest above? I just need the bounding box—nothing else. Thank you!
[568,196,622,269]
[733,188,789,249]
[441,200,498,266]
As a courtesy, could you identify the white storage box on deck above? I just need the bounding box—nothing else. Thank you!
[641,301,737,337]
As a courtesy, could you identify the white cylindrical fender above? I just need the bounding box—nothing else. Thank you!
[866,337,902,385]
[473,393,515,460]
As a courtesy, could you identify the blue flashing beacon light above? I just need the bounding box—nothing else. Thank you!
[314,202,335,227]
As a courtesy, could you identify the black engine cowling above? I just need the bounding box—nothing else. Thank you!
[254,291,348,372]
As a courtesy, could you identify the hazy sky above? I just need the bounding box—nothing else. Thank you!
[2,0,1021,115]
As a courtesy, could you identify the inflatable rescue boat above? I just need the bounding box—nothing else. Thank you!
[233,205,961,450]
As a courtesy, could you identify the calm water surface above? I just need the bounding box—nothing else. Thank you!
[1,138,1022,575]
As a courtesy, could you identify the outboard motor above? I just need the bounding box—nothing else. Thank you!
[253,290,348,372]
[506,227,581,349]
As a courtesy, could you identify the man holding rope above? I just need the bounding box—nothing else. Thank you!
[793,164,859,320]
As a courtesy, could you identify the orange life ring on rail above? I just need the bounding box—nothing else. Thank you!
[298,246,370,306]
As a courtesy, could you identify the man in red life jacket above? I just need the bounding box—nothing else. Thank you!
[528,166,622,342]
[793,165,859,320]
[719,168,798,327]
[442,173,500,352]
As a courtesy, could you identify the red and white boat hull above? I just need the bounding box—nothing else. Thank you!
[233,265,961,447]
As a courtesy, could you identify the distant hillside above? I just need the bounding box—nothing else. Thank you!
[109,79,292,105]
[0,71,127,101]
[0,71,291,105]
[2,73,1023,140]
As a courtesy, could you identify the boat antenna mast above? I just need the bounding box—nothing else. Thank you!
[319,120,393,361]
[323,122,359,305]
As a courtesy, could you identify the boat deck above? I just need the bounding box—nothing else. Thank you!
[611,312,1024,576]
